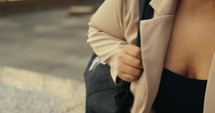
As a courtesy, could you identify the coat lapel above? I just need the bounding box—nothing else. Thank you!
[150,0,178,16]
[131,0,178,113]
[204,53,215,113]
[130,0,215,113]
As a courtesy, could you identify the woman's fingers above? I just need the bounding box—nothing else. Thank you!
[123,53,143,69]
[118,72,140,82]
[117,44,143,82]
[125,44,142,59]
[118,62,142,77]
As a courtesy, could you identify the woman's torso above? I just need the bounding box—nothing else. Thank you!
[164,0,215,80]
[151,1,215,113]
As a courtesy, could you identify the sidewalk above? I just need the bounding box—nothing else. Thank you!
[0,4,97,113]
[0,67,85,113]
[0,8,93,81]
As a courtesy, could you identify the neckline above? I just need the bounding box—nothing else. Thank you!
[163,68,208,82]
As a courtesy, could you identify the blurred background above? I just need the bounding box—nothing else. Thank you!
[0,0,103,113]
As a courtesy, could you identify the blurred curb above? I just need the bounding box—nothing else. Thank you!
[69,5,97,15]
[0,0,103,16]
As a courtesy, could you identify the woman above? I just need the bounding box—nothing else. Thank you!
[87,0,215,113]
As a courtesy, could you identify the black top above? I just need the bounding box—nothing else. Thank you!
[153,68,207,113]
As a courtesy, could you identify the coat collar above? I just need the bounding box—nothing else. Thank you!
[150,0,178,16]
[131,1,179,113]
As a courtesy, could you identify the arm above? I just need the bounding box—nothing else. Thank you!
[87,0,142,83]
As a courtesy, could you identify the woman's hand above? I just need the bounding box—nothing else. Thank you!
[117,44,143,82]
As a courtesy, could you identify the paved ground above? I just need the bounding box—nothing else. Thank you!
[0,8,93,81]
[0,5,98,113]
[0,67,85,113]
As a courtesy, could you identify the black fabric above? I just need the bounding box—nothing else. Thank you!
[139,0,154,20]
[84,54,133,113]
[153,68,207,113]
[136,0,153,47]
[84,0,154,113]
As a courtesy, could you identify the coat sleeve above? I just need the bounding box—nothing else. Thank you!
[87,0,128,83]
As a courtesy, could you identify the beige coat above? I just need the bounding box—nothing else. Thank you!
[87,0,215,113]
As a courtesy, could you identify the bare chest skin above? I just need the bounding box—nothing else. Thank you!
[164,2,215,80]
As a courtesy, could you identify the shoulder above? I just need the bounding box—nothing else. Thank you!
[89,0,139,38]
